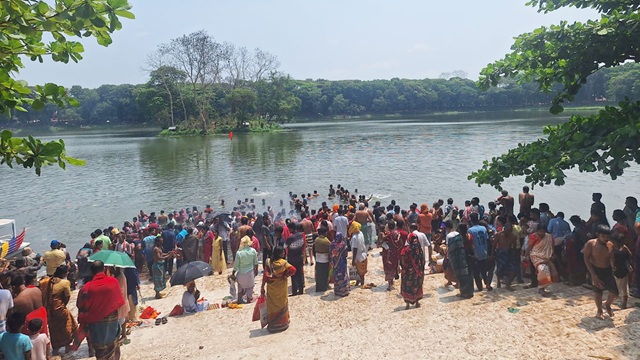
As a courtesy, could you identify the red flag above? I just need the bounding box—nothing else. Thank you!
[228,132,233,141]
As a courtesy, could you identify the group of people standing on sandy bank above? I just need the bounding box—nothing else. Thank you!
[247,186,640,321]
[0,185,636,359]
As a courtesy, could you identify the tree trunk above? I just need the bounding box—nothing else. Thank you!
[162,80,175,127]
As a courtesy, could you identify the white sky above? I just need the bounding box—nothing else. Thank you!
[18,0,597,88]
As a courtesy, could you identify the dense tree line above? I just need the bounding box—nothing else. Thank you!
[5,56,640,128]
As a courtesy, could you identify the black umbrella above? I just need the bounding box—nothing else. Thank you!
[170,261,214,286]
[211,211,231,221]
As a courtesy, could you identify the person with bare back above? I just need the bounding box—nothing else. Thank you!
[355,203,374,248]
[494,222,518,291]
[583,225,618,319]
[300,213,315,266]
[519,186,534,216]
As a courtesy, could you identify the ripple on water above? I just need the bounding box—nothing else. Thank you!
[2,113,638,251]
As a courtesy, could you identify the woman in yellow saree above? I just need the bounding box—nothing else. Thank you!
[260,246,296,333]
[210,232,227,275]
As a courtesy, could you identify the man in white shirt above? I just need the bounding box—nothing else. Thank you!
[350,224,368,286]
[333,209,349,238]
[410,223,432,264]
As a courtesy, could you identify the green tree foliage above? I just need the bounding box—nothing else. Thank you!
[469,0,640,189]
[0,0,134,174]
[228,88,257,125]
[254,73,301,122]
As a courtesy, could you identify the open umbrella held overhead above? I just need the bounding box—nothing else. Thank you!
[170,261,213,287]
[88,250,135,268]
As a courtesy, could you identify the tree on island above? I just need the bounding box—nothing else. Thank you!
[469,0,640,189]
[0,0,134,175]
[147,30,290,133]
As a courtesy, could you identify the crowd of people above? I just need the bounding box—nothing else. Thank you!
[0,185,638,359]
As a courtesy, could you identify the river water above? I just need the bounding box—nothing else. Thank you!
[2,111,638,253]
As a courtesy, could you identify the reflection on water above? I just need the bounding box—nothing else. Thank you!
[1,111,637,252]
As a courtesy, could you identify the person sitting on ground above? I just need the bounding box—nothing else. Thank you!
[181,281,202,313]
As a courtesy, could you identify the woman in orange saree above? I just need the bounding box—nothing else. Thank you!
[40,265,77,355]
[260,246,296,333]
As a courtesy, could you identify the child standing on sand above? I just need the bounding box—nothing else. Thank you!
[611,233,633,309]
[27,318,50,360]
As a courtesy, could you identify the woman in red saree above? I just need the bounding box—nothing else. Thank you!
[202,227,214,263]
[382,221,404,291]
[401,233,425,309]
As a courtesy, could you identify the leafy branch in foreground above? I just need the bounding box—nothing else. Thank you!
[0,0,134,175]
[471,0,640,188]
[0,130,85,175]
[469,99,640,190]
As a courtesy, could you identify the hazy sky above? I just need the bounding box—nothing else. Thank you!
[19,0,596,88]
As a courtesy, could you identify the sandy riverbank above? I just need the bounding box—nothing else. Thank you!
[60,249,639,360]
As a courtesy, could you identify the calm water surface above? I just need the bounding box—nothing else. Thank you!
[2,111,638,253]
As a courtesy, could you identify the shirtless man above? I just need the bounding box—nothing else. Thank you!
[494,222,517,290]
[496,190,515,215]
[153,237,173,299]
[300,213,315,266]
[583,225,618,319]
[237,217,252,241]
[518,186,535,216]
[355,203,374,248]
[10,275,42,316]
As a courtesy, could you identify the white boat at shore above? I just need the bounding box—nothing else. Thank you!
[0,219,30,260]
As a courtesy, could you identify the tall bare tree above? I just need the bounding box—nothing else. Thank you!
[163,30,218,131]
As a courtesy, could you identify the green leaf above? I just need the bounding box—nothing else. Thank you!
[1,130,12,142]
[90,17,106,28]
[63,156,86,166]
[67,97,79,107]
[43,83,58,96]
[108,0,130,8]
[40,142,63,157]
[114,9,135,19]
[31,99,44,111]
[549,103,564,114]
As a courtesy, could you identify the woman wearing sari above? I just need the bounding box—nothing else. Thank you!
[382,221,403,291]
[527,223,558,297]
[331,232,350,297]
[210,231,227,275]
[314,226,332,292]
[202,227,214,264]
[40,264,77,355]
[400,233,425,309]
[446,222,474,299]
[260,246,296,333]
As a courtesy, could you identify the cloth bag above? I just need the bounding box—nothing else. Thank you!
[252,295,268,328]
[348,266,358,281]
